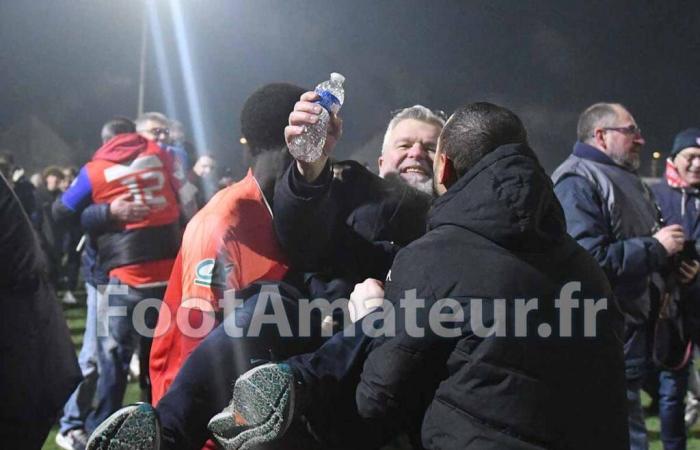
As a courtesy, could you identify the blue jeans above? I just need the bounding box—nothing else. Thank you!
[87,279,164,430]
[659,366,689,450]
[59,282,100,434]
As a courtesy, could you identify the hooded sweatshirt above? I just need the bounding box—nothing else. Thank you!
[54,133,182,286]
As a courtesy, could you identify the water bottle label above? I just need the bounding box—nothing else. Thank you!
[315,90,340,113]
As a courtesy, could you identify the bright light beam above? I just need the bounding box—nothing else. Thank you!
[169,0,209,163]
[146,0,178,119]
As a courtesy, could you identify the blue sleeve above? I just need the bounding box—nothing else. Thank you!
[554,175,668,283]
[53,167,93,222]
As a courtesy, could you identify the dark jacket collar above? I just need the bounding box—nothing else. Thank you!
[572,141,618,166]
[428,143,566,251]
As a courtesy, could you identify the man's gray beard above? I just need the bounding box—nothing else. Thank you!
[611,152,640,171]
[409,177,436,197]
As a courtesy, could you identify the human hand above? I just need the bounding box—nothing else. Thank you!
[653,224,685,256]
[349,278,385,323]
[677,260,700,284]
[285,91,343,182]
[109,193,150,223]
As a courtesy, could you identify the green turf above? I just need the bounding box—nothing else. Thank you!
[43,295,700,449]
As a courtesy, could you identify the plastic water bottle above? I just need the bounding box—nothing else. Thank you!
[289,72,345,162]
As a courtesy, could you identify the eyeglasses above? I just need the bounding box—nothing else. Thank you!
[390,107,448,122]
[600,124,642,137]
[149,127,170,137]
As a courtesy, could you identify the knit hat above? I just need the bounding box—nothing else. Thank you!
[671,127,700,158]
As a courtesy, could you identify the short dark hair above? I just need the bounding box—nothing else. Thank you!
[240,83,305,154]
[101,117,136,143]
[576,103,621,143]
[439,102,528,177]
[42,165,65,180]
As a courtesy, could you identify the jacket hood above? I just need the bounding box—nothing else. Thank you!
[92,133,150,163]
[428,143,566,251]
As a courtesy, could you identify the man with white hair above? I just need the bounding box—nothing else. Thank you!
[135,112,172,145]
[377,105,445,195]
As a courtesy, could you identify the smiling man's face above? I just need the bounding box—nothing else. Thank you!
[378,118,441,194]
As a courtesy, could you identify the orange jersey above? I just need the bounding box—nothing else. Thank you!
[150,170,288,403]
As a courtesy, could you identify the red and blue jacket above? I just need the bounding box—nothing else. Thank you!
[54,133,183,287]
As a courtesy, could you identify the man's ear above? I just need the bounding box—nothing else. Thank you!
[439,153,456,186]
[377,156,384,172]
[594,128,607,150]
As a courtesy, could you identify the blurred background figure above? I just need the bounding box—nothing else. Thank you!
[29,172,44,189]
[135,111,171,145]
[217,167,236,189]
[57,166,82,304]
[59,166,78,192]
[0,150,37,219]
[190,153,218,207]
[35,165,66,288]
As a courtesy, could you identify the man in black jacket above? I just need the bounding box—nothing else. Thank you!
[222,103,629,450]
[0,172,81,449]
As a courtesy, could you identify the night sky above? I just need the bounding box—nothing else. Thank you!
[1,0,699,176]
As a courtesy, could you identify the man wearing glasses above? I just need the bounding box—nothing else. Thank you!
[552,103,690,450]
[136,112,172,145]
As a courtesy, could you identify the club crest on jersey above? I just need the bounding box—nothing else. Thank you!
[194,258,215,287]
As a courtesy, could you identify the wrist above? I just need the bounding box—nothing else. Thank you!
[296,157,329,183]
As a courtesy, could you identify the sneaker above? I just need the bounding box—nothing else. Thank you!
[56,428,89,450]
[86,403,161,450]
[208,363,296,450]
[686,393,700,429]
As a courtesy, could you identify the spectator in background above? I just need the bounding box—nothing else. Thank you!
[168,119,194,169]
[217,167,235,189]
[54,118,138,450]
[0,150,36,219]
[58,165,82,301]
[552,102,690,449]
[53,118,186,427]
[190,153,218,207]
[135,112,198,220]
[649,127,700,449]
[135,112,171,146]
[60,166,78,192]
[29,172,43,189]
[36,165,66,287]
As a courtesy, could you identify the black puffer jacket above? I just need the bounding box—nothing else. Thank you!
[0,174,81,447]
[274,159,432,295]
[356,144,629,449]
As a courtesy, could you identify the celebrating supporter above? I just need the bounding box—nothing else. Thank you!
[220,102,629,450]
[86,95,444,449]
[54,118,136,450]
[52,118,187,427]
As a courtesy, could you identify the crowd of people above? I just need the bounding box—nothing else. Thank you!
[2,80,700,450]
